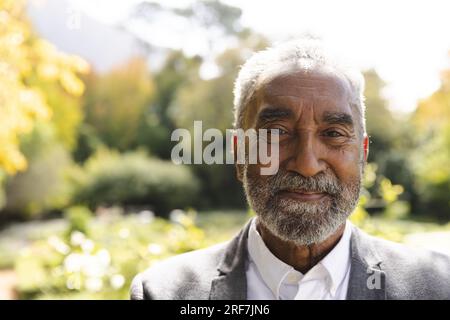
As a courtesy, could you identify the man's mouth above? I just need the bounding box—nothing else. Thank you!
[277,189,328,201]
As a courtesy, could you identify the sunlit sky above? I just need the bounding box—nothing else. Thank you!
[32,0,450,113]
[226,0,450,113]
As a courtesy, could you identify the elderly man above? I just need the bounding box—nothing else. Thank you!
[130,39,450,300]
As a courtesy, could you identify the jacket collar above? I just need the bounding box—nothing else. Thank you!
[209,218,252,300]
[346,224,386,300]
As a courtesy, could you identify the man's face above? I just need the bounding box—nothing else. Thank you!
[242,68,365,245]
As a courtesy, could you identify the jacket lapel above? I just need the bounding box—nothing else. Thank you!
[209,218,253,300]
[346,225,386,300]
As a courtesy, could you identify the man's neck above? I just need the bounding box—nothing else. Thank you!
[256,220,346,274]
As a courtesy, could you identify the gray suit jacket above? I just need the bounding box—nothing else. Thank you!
[130,219,450,300]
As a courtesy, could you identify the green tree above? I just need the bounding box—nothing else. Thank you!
[410,60,450,220]
[135,51,202,159]
[363,70,417,211]
[167,35,268,208]
[0,0,88,212]
[81,57,155,154]
[364,69,397,161]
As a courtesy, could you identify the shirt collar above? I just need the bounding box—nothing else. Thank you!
[247,218,352,298]
[247,218,295,298]
[318,219,352,295]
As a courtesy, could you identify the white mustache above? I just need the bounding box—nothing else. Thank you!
[268,170,340,197]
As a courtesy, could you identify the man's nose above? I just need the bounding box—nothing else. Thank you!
[285,133,327,177]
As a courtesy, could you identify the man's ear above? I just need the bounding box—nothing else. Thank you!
[363,134,369,162]
[233,134,244,181]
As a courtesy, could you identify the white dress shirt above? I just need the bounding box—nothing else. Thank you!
[246,218,352,300]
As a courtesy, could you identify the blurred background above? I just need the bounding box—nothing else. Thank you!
[0,0,449,299]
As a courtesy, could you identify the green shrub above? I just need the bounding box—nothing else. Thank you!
[14,208,208,299]
[411,125,450,220]
[70,150,200,216]
[0,169,6,211]
[3,140,73,218]
[65,206,93,236]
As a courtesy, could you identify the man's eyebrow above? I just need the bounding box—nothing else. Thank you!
[322,111,354,127]
[257,107,294,123]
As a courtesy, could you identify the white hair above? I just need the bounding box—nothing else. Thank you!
[233,38,366,137]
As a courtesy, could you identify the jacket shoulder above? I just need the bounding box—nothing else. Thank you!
[130,242,228,300]
[356,228,450,299]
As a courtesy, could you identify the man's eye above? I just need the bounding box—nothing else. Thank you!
[324,130,344,138]
[271,128,289,135]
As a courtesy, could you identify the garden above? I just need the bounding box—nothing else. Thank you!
[0,0,449,299]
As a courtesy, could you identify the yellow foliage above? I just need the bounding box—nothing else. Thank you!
[349,200,369,226]
[0,0,89,174]
[379,178,404,204]
[413,54,450,134]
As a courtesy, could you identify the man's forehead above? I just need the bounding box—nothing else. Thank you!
[242,68,355,129]
[259,68,352,101]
